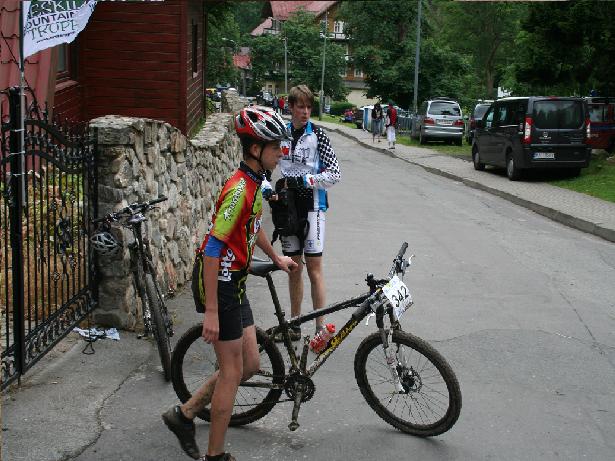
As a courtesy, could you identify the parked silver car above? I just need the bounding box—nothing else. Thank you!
[411,98,464,145]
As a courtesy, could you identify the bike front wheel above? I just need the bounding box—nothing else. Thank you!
[354,330,461,436]
[145,273,172,381]
[171,325,285,426]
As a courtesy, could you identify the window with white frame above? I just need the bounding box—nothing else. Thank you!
[354,67,363,78]
[334,21,344,34]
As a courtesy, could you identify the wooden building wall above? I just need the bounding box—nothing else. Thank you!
[52,0,205,135]
[82,0,182,128]
[186,1,204,135]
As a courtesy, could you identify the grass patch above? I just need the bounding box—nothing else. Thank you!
[549,151,615,203]
[311,114,360,128]
[397,134,472,159]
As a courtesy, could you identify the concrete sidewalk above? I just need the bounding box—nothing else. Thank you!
[317,119,615,244]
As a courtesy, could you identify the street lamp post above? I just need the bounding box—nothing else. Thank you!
[283,37,288,95]
[319,10,328,121]
[221,37,240,94]
[412,0,422,114]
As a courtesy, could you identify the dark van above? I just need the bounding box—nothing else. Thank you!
[472,97,591,180]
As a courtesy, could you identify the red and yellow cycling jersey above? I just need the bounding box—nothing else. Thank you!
[201,162,263,281]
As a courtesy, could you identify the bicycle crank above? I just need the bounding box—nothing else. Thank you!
[284,373,315,403]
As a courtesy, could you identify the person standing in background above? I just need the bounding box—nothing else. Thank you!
[385,101,398,150]
[371,103,384,143]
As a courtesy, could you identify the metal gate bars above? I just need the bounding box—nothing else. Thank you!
[1,87,98,389]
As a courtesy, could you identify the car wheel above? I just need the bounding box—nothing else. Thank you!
[607,138,615,154]
[506,153,522,181]
[568,168,581,178]
[472,147,485,171]
[419,130,427,145]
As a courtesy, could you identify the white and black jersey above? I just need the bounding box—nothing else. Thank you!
[279,121,341,211]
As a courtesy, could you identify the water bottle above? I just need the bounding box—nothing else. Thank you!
[309,323,336,354]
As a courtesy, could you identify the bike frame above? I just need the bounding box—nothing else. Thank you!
[262,272,390,378]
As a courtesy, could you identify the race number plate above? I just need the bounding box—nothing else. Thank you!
[382,276,413,320]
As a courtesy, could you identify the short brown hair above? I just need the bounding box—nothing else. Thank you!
[288,85,314,106]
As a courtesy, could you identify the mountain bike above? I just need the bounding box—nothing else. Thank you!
[170,243,461,435]
[91,197,174,381]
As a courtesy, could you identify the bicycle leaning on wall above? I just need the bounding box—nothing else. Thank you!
[90,197,174,381]
[171,242,461,435]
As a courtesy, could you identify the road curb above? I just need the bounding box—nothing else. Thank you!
[327,126,615,244]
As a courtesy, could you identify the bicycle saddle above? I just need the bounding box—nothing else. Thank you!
[249,257,280,277]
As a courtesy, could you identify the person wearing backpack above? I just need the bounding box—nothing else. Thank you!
[162,106,297,461]
[276,84,341,343]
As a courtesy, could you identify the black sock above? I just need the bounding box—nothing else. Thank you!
[205,454,226,461]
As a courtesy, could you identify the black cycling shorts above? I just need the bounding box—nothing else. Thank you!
[216,280,254,341]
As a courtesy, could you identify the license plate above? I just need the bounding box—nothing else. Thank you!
[438,120,453,126]
[382,276,413,320]
[534,152,554,159]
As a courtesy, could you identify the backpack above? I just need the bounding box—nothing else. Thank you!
[269,179,309,245]
[191,250,206,313]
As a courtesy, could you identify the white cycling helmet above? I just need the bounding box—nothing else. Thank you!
[235,106,291,142]
[90,231,121,256]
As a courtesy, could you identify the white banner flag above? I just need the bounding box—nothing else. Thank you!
[22,0,98,59]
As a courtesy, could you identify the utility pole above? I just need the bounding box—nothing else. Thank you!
[319,9,328,121]
[413,0,422,114]
[283,37,288,94]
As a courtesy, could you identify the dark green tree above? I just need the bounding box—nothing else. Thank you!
[507,0,615,96]
[249,9,347,100]
[339,0,471,108]
[435,0,526,101]
[205,2,240,88]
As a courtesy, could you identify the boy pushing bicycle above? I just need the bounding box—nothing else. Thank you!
[162,107,297,460]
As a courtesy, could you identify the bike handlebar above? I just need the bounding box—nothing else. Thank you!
[388,241,409,278]
[92,196,168,224]
[396,242,408,260]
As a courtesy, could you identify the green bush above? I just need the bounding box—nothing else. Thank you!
[312,99,319,114]
[329,101,354,116]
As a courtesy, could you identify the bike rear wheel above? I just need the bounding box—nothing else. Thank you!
[145,273,172,381]
[171,325,285,426]
[354,330,461,436]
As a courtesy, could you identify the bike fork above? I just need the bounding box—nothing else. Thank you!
[380,328,405,395]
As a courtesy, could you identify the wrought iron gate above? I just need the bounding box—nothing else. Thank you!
[1,87,98,389]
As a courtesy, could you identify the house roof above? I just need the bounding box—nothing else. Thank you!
[271,1,336,20]
[0,0,54,120]
[251,1,337,36]
[233,54,251,70]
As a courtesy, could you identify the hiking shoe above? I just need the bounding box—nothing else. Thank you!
[162,405,200,459]
[199,453,237,461]
[200,453,236,461]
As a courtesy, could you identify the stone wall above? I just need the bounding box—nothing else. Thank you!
[90,113,242,329]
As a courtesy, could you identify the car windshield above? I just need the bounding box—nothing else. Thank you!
[533,100,584,129]
[473,105,490,119]
[429,102,460,116]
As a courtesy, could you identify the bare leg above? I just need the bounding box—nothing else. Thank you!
[305,256,325,330]
[181,326,259,420]
[207,338,243,456]
[288,255,304,318]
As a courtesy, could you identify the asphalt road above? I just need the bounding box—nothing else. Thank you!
[3,131,615,461]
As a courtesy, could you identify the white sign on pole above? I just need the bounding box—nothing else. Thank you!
[22,0,98,59]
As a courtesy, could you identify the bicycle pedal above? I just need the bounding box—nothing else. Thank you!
[288,421,300,431]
